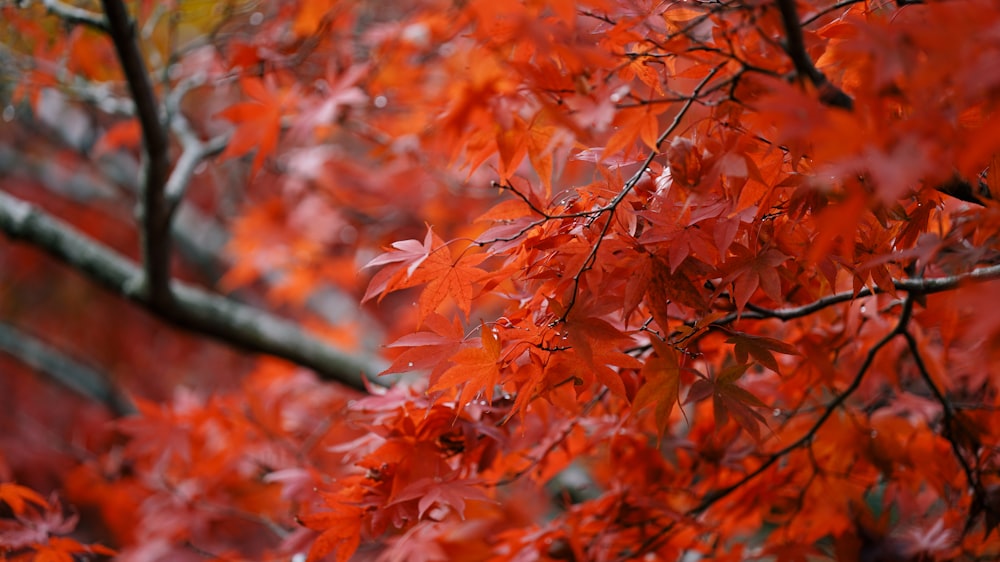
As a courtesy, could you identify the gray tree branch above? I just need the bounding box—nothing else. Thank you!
[0,137,388,380]
[0,190,388,392]
[41,0,108,32]
[0,321,135,416]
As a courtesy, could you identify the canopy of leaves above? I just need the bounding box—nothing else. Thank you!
[2,0,1000,561]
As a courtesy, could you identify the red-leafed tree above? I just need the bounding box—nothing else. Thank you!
[3,0,1000,560]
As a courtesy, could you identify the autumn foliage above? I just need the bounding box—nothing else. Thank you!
[4,0,1000,560]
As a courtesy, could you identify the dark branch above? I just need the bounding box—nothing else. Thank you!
[775,0,854,110]
[0,139,387,362]
[937,174,990,205]
[701,296,913,510]
[100,0,173,307]
[901,329,982,530]
[638,293,917,556]
[800,0,866,27]
[714,262,1000,325]
[0,191,387,392]
[0,321,135,416]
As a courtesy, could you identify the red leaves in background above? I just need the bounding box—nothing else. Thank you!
[9,0,1000,559]
[667,137,704,189]
[217,77,298,173]
[0,483,47,516]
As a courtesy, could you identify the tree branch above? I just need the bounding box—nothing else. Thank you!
[901,329,984,532]
[165,112,228,217]
[936,174,990,205]
[775,0,854,110]
[162,74,229,217]
[800,0,866,27]
[714,262,1000,325]
[41,0,108,32]
[99,0,173,307]
[0,136,387,360]
[638,293,917,556]
[0,190,388,392]
[0,321,135,416]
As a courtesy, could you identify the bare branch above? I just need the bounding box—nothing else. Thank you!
[67,80,135,117]
[41,0,108,32]
[100,0,173,307]
[0,190,388,391]
[165,110,228,216]
[0,321,135,416]
[0,140,386,359]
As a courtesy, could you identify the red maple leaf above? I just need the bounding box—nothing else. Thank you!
[718,244,789,311]
[686,363,770,442]
[633,338,682,440]
[429,324,502,409]
[217,77,297,174]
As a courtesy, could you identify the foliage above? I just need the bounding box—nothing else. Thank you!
[3,0,1000,560]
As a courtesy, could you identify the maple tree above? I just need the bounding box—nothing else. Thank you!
[3,0,1000,559]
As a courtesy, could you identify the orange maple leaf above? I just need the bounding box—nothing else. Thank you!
[0,482,47,515]
[430,324,502,408]
[415,251,489,321]
[217,77,296,174]
[620,55,665,95]
[299,499,364,562]
[605,104,667,157]
[363,227,488,320]
[362,226,444,302]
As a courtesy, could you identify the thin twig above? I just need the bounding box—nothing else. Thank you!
[165,109,228,217]
[901,330,981,516]
[800,0,867,26]
[713,262,1000,324]
[634,293,917,557]
[559,65,723,321]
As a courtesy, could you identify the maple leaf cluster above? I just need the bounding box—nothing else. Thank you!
[4,0,1000,561]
